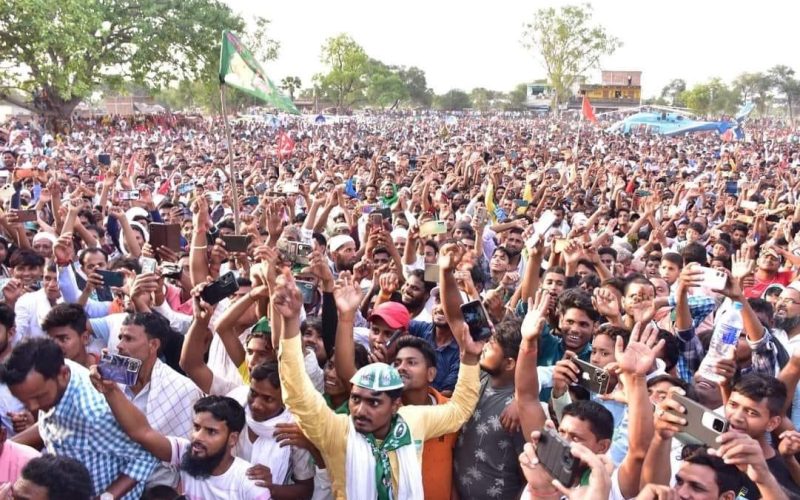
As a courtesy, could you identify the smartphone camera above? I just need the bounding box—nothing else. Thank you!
[712,418,726,432]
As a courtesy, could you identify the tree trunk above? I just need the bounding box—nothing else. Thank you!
[1,90,81,133]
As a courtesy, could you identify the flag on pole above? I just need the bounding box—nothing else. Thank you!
[277,130,295,160]
[581,95,598,124]
[219,30,300,115]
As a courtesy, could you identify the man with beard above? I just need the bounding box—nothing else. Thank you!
[88,376,271,500]
[394,269,433,322]
[3,338,158,499]
[327,235,358,277]
[769,283,800,353]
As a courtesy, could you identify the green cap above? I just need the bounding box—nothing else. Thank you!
[252,317,271,334]
[350,363,404,392]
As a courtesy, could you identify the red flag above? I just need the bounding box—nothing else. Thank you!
[582,95,598,124]
[277,131,295,160]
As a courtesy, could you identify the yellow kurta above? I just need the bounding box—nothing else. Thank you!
[278,335,480,499]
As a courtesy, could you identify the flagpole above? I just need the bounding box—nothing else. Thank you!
[219,84,241,234]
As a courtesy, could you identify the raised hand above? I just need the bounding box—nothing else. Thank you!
[592,287,621,321]
[378,271,399,296]
[521,289,549,344]
[53,232,75,263]
[271,269,303,319]
[333,271,364,318]
[439,242,465,272]
[615,322,664,377]
[731,248,755,281]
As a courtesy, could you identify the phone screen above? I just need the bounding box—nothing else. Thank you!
[460,300,493,341]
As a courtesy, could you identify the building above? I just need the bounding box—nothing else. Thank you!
[571,70,642,111]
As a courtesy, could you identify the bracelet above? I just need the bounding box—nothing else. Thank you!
[192,245,208,250]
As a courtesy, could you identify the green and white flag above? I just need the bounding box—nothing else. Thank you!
[218,30,299,115]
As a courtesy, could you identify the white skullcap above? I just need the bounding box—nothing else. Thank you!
[328,234,355,252]
[32,232,56,245]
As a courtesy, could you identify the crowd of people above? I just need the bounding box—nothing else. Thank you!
[0,109,798,499]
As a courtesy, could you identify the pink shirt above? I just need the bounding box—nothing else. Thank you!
[0,441,40,484]
[165,284,194,315]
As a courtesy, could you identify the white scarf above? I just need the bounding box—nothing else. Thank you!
[246,406,294,485]
[345,419,423,500]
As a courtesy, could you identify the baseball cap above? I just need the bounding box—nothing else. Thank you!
[350,363,404,392]
[368,301,410,330]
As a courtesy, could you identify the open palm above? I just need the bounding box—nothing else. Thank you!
[333,272,363,315]
[615,323,664,376]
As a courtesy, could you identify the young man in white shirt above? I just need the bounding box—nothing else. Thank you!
[90,370,272,500]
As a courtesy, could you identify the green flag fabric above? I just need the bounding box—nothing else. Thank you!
[218,30,299,115]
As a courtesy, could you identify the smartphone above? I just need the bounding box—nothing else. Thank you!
[740,200,758,211]
[222,234,251,253]
[474,206,488,226]
[668,393,729,449]
[282,240,313,265]
[423,264,439,283]
[385,330,403,349]
[369,213,384,229]
[514,199,529,208]
[118,190,140,201]
[419,220,448,237]
[535,427,583,488]
[725,180,738,195]
[149,223,181,253]
[160,262,182,279]
[736,214,754,224]
[635,189,652,197]
[15,210,37,222]
[296,280,316,305]
[177,183,194,195]
[207,191,223,203]
[0,184,15,203]
[200,271,239,305]
[573,358,612,395]
[460,300,493,342]
[140,257,157,275]
[242,196,259,206]
[699,265,727,291]
[97,270,125,288]
[98,153,111,166]
[553,238,569,254]
[528,210,557,247]
[98,353,142,386]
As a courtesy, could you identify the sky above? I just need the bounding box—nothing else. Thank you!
[224,0,800,98]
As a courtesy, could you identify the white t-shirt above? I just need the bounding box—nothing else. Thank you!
[168,436,271,500]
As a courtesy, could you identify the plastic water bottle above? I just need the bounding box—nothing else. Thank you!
[698,302,743,383]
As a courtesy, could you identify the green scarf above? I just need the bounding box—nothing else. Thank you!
[323,393,350,415]
[364,414,412,500]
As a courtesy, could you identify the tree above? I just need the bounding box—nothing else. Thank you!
[434,89,471,111]
[0,0,266,127]
[732,72,772,116]
[678,78,739,117]
[397,66,433,107]
[469,88,493,112]
[768,65,800,123]
[364,60,407,108]
[522,3,621,113]
[506,83,529,110]
[660,79,686,106]
[316,34,369,111]
[280,76,302,101]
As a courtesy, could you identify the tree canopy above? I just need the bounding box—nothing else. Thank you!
[522,3,620,112]
[0,0,273,123]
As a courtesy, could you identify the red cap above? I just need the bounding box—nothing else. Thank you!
[368,302,411,330]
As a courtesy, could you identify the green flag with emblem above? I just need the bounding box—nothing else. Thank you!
[218,30,299,115]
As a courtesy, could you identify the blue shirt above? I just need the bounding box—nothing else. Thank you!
[39,361,158,499]
[408,320,461,393]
